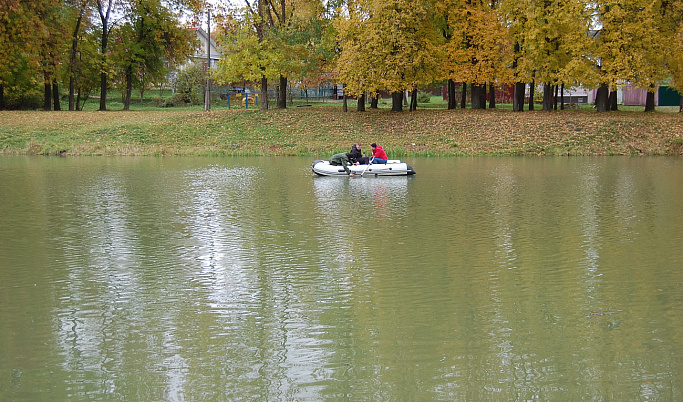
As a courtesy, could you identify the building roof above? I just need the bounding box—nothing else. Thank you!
[189,27,222,62]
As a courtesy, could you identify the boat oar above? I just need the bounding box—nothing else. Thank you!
[360,157,374,176]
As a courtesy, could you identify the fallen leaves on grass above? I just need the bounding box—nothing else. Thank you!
[1,108,682,156]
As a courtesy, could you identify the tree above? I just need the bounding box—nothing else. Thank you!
[66,0,91,111]
[498,0,535,112]
[93,0,120,110]
[590,0,669,112]
[333,0,379,103]
[285,5,336,105]
[34,0,71,111]
[214,5,277,110]
[112,0,195,110]
[667,1,683,112]
[271,0,331,108]
[335,0,442,112]
[440,0,512,109]
[215,0,330,110]
[502,0,592,112]
[0,0,40,110]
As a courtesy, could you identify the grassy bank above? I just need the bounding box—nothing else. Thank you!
[1,103,682,156]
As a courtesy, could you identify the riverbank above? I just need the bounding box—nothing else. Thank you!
[1,106,681,156]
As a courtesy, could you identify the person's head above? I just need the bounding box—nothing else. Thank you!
[355,142,362,149]
[371,143,377,149]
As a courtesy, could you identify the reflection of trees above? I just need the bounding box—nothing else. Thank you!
[50,162,184,396]
[3,157,682,399]
[485,164,518,385]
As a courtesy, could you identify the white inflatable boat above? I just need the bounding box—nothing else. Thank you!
[311,159,416,176]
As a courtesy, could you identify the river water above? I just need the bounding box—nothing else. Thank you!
[1,156,681,400]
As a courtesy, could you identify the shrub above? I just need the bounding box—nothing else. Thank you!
[417,92,431,103]
[169,63,205,106]
[4,88,43,110]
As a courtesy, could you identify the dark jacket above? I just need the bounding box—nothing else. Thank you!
[329,153,352,173]
[349,145,369,165]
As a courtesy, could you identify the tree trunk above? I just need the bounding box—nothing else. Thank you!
[595,83,609,112]
[553,85,558,110]
[609,90,618,111]
[679,95,682,113]
[69,76,76,112]
[277,75,287,108]
[488,82,496,109]
[460,82,467,109]
[53,81,61,111]
[0,84,4,110]
[69,6,84,111]
[391,91,403,112]
[542,83,553,111]
[124,66,133,111]
[97,0,114,111]
[470,83,478,109]
[410,89,417,111]
[471,83,484,109]
[528,81,535,111]
[447,79,456,109]
[260,75,268,110]
[99,33,108,111]
[343,84,348,112]
[44,81,52,111]
[480,84,487,109]
[512,42,523,112]
[370,95,378,109]
[513,82,525,112]
[560,84,565,110]
[99,70,107,110]
[645,86,655,112]
[357,93,365,112]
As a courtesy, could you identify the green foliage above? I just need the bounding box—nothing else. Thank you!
[3,87,43,110]
[110,0,198,109]
[417,92,431,103]
[1,0,681,114]
[168,63,205,105]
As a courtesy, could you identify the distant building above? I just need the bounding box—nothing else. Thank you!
[658,86,682,106]
[188,27,221,69]
[622,85,658,106]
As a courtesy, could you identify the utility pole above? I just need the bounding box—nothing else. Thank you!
[205,9,211,111]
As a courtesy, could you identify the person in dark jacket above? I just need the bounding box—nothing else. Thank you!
[348,143,370,165]
[329,152,354,176]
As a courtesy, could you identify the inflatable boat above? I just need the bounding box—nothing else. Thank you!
[311,159,416,176]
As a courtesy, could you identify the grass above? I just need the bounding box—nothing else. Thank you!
[1,96,682,156]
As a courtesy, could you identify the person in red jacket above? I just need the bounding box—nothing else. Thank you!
[370,143,388,164]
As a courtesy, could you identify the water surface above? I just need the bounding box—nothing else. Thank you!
[1,156,681,400]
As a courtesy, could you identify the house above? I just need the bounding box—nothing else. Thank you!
[188,27,221,69]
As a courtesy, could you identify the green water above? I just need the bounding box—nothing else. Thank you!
[1,156,681,400]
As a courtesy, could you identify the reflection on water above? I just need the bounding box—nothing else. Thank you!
[0,156,681,400]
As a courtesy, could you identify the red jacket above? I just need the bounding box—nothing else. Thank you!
[372,145,388,160]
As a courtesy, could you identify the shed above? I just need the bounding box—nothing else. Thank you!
[622,85,659,106]
[658,86,681,107]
